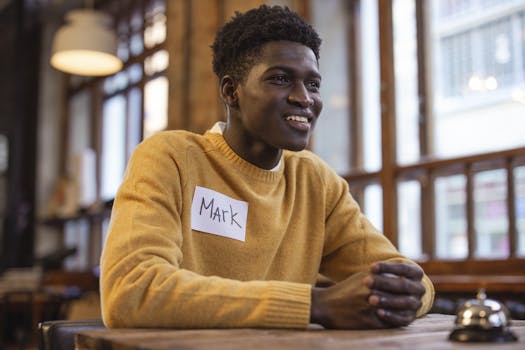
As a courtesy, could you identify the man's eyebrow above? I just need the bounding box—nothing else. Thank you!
[264,65,322,80]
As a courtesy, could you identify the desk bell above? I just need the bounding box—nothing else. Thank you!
[449,289,518,342]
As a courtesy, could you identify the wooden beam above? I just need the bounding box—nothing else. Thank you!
[507,157,517,257]
[421,170,436,259]
[415,0,433,157]
[166,0,190,131]
[421,258,525,276]
[466,163,475,259]
[188,0,221,133]
[347,0,363,172]
[378,0,398,246]
[430,274,525,293]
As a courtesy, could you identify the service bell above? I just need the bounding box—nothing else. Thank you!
[449,289,518,342]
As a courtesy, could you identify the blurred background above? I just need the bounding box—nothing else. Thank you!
[0,0,524,348]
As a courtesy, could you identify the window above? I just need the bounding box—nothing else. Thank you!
[431,0,525,158]
[473,169,509,258]
[435,175,468,259]
[394,0,420,165]
[101,94,126,201]
[65,0,168,202]
[61,0,167,268]
[311,0,525,280]
[98,0,168,199]
[56,0,525,279]
[311,0,350,175]
[143,75,168,139]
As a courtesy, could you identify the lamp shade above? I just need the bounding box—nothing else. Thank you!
[50,9,123,76]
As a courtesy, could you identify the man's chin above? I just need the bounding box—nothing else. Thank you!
[285,142,308,152]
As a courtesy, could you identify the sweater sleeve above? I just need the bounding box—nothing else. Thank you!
[318,167,435,317]
[100,134,311,329]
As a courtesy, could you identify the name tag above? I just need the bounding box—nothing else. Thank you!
[191,186,248,241]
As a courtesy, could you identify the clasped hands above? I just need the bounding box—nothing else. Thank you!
[310,262,426,329]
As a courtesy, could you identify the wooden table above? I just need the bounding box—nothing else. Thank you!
[76,314,525,350]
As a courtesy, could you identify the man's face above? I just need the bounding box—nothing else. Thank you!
[227,40,323,160]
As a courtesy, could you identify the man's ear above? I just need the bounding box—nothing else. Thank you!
[220,75,239,108]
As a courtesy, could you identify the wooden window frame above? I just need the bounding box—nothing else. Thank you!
[55,0,168,268]
[344,0,525,293]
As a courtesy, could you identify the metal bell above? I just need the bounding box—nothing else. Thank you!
[449,289,518,342]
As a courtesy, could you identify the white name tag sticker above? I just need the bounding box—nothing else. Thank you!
[191,186,248,241]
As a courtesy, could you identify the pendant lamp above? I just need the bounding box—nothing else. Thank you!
[50,9,123,76]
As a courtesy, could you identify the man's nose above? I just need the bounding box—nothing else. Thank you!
[288,83,314,107]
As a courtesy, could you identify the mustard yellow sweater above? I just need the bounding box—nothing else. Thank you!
[100,130,434,329]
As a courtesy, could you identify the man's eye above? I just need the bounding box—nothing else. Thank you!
[307,81,321,91]
[269,75,290,84]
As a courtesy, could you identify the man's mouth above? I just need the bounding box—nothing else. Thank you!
[285,115,309,123]
[284,115,311,131]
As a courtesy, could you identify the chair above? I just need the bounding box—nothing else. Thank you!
[38,319,105,350]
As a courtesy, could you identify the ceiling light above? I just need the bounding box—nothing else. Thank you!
[50,9,122,76]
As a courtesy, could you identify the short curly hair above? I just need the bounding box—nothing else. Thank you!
[211,5,321,82]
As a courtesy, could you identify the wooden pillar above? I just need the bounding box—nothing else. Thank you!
[378,0,398,246]
[166,0,189,131]
[347,0,363,172]
[187,0,221,134]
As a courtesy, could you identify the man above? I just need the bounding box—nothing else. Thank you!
[100,5,434,329]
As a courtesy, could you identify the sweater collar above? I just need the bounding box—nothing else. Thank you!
[208,122,282,172]
[204,131,285,183]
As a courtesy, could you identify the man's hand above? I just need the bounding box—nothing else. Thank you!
[365,262,426,327]
[310,262,426,329]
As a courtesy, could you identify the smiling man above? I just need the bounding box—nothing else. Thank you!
[100,5,434,330]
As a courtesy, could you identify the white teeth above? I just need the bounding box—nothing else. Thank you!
[285,115,309,123]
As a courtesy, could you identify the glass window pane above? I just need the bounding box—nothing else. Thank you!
[103,76,116,95]
[393,0,420,165]
[144,15,167,48]
[523,11,525,76]
[117,18,130,62]
[435,175,468,259]
[516,166,525,257]
[127,88,142,160]
[144,50,169,76]
[104,71,131,95]
[436,0,522,18]
[362,0,382,172]
[143,76,168,139]
[364,184,383,233]
[114,71,129,91]
[64,219,89,270]
[483,19,514,88]
[130,32,144,56]
[131,5,143,31]
[398,181,422,259]
[129,2,143,57]
[474,169,509,258]
[68,91,91,155]
[104,65,142,95]
[145,0,166,49]
[128,63,143,84]
[311,0,350,174]
[68,92,92,196]
[101,95,126,200]
[430,1,525,158]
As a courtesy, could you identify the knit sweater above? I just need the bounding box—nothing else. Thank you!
[100,129,434,329]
